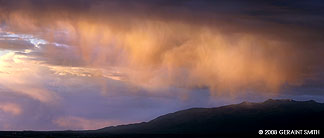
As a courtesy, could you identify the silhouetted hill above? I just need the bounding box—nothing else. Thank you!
[1,99,323,137]
[98,99,324,135]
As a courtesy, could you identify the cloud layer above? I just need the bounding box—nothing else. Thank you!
[0,0,323,130]
[1,0,323,94]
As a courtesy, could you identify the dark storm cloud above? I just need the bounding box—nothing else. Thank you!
[1,0,323,44]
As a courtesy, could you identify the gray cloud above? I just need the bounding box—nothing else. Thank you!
[0,39,34,51]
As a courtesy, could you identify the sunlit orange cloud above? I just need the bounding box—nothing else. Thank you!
[0,1,322,97]
[53,21,310,94]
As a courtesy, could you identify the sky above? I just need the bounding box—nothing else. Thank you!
[0,0,324,130]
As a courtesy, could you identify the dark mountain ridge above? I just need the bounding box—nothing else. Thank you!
[1,99,323,137]
[98,99,324,135]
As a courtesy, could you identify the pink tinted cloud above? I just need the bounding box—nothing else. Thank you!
[0,103,22,115]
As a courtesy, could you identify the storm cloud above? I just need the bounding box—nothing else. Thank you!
[0,0,323,130]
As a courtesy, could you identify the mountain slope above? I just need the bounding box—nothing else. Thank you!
[98,99,324,135]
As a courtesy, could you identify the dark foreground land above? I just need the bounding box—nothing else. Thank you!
[1,99,323,138]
